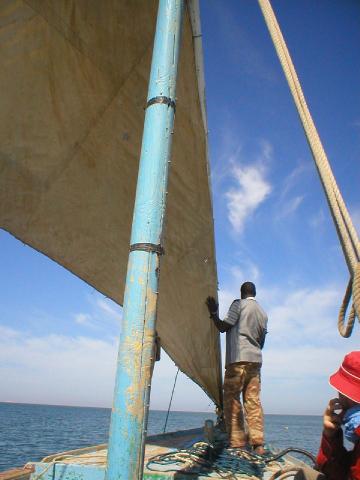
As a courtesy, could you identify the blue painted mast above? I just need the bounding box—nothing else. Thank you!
[105,1,184,479]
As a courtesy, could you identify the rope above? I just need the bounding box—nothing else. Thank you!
[26,449,109,475]
[28,455,82,480]
[258,0,360,337]
[147,442,267,478]
[147,442,316,479]
[269,467,302,480]
[264,447,316,465]
[163,367,180,433]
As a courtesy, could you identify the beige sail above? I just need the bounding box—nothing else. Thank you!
[0,1,222,406]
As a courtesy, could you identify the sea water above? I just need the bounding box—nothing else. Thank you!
[0,402,323,472]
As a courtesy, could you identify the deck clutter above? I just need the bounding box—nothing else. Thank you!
[22,426,311,480]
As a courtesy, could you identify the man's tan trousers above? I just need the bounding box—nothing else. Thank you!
[223,362,264,448]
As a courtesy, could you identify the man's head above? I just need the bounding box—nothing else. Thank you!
[240,281,256,299]
[330,351,360,407]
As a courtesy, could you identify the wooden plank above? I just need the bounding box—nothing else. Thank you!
[0,466,34,480]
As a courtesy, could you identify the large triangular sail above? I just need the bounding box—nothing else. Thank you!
[0,1,222,406]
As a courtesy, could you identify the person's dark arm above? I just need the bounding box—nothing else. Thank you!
[259,331,266,349]
[258,315,268,349]
[206,296,232,333]
[316,398,352,479]
[210,311,232,333]
[259,326,268,349]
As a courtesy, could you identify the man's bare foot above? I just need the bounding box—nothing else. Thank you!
[253,445,266,455]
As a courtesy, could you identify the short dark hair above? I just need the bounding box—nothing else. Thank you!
[241,281,256,298]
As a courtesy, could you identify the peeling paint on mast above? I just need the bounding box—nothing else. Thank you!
[105,1,185,479]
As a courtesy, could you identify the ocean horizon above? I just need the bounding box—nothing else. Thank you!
[0,401,322,416]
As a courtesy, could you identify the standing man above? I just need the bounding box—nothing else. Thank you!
[206,281,268,454]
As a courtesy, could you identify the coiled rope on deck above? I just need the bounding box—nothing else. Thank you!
[147,442,316,479]
[147,442,269,479]
[258,0,360,337]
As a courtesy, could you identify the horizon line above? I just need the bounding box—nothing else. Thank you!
[0,401,322,416]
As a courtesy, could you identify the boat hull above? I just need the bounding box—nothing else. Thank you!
[1,428,308,480]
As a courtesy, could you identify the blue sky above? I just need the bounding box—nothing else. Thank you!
[1,1,359,415]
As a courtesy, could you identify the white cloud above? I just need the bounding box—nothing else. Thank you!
[230,263,260,284]
[263,346,346,380]
[74,313,93,326]
[275,163,310,220]
[212,133,273,234]
[218,288,239,318]
[0,326,118,406]
[309,208,326,229]
[217,262,346,348]
[218,269,343,348]
[95,298,122,323]
[265,286,340,344]
[225,160,271,233]
[260,282,360,413]
[261,344,357,415]
[280,162,311,199]
[71,294,123,332]
[0,326,214,411]
[211,135,241,188]
[0,325,21,339]
[276,195,304,219]
[258,140,273,162]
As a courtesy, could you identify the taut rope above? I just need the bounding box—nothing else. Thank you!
[258,0,360,337]
[163,367,180,433]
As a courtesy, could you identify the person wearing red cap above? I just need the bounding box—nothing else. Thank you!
[315,351,360,479]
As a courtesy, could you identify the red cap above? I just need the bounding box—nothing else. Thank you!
[330,351,360,403]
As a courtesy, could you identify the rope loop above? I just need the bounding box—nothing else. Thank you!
[338,264,360,337]
[353,262,360,319]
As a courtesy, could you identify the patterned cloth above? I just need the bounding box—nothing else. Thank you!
[223,362,264,447]
[343,406,360,443]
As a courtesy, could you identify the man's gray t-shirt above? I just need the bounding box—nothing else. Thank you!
[223,297,267,366]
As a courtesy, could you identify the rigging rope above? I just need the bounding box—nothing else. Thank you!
[258,0,360,337]
[163,367,180,433]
